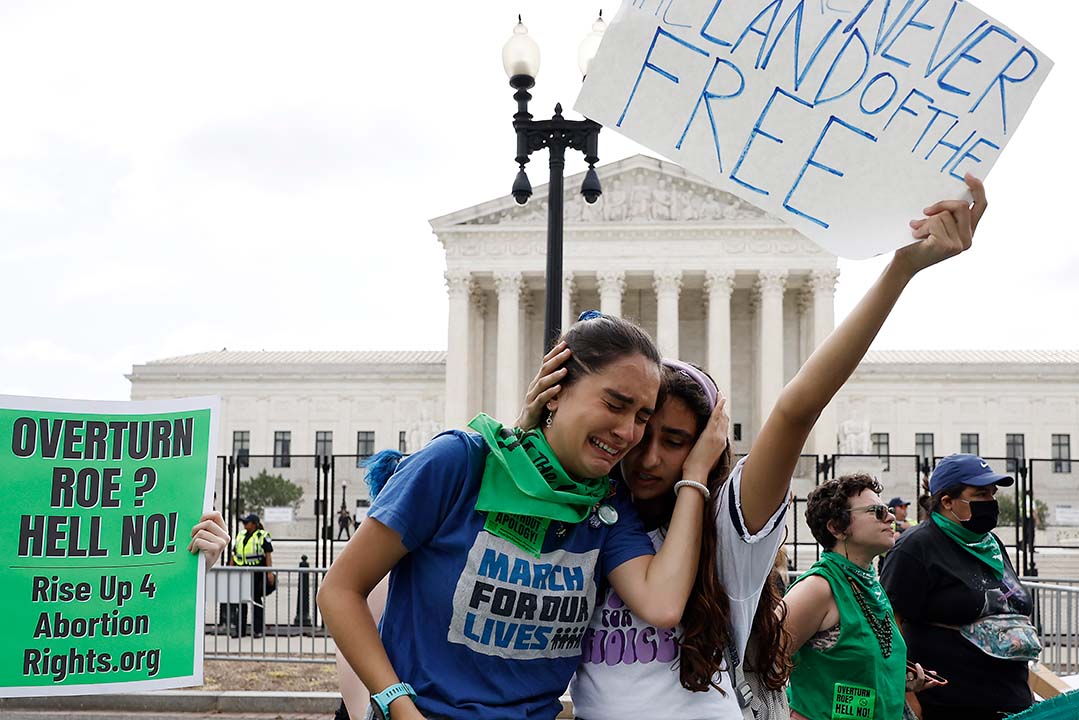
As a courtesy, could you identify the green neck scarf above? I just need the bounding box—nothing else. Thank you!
[819,551,890,612]
[932,511,1005,579]
[469,414,610,557]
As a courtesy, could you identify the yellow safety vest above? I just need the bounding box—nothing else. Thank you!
[233,529,270,566]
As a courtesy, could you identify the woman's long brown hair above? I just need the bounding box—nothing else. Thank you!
[658,366,736,692]
[663,367,793,690]
[744,548,794,690]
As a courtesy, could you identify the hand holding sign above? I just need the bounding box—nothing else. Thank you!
[575,0,1050,258]
[188,511,229,568]
[893,172,985,276]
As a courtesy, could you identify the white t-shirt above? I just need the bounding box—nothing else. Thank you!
[571,456,789,720]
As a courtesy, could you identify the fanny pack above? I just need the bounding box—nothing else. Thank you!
[935,614,1042,662]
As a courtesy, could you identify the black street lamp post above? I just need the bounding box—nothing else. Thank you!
[503,14,606,351]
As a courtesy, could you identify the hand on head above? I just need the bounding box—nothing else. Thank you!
[682,393,730,479]
[897,174,987,275]
[514,340,571,430]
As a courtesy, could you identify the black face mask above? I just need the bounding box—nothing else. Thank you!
[955,499,999,534]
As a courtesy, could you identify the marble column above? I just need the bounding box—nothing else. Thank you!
[468,284,487,420]
[519,283,535,413]
[810,268,840,455]
[797,286,814,369]
[495,271,523,424]
[597,270,625,318]
[704,269,736,398]
[561,272,576,335]
[756,269,787,430]
[444,270,473,429]
[653,269,682,359]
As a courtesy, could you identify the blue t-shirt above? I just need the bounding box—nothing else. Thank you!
[369,430,655,720]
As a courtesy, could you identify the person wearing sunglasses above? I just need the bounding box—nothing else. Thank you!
[783,475,943,720]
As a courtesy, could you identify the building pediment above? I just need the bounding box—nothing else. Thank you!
[430,154,769,230]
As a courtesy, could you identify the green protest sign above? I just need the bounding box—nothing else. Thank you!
[832,681,876,719]
[0,396,218,697]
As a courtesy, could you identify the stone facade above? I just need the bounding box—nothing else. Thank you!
[128,350,445,461]
[127,155,1079,483]
[430,155,839,456]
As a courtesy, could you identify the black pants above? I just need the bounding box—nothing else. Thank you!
[231,571,266,635]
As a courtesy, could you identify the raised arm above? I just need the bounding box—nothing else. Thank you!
[740,175,987,532]
[608,396,729,627]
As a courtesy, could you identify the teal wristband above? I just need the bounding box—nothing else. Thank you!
[370,682,415,720]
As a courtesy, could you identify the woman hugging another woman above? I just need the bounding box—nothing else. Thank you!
[318,314,726,720]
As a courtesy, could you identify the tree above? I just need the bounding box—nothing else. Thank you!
[235,470,303,517]
[997,494,1049,530]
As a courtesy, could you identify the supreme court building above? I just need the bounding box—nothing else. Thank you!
[434,154,840,456]
[129,155,1078,494]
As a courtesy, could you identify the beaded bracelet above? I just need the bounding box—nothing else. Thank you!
[673,479,710,501]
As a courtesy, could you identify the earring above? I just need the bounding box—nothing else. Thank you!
[545,411,554,429]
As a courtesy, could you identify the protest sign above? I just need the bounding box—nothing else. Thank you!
[575,0,1052,258]
[0,395,218,697]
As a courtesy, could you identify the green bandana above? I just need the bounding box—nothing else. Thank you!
[468,413,610,557]
[819,551,890,613]
[932,512,1005,579]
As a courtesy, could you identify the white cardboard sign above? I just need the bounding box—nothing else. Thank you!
[575,0,1052,258]
[1055,505,1079,527]
[262,506,294,523]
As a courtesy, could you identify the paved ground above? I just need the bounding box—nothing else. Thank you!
[0,690,342,720]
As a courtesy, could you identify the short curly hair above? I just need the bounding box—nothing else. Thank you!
[806,474,884,550]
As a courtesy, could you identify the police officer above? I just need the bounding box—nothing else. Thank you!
[231,513,274,638]
[889,496,915,534]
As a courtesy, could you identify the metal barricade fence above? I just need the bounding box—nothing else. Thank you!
[200,571,1079,667]
[212,452,1076,570]
[1024,577,1079,587]
[205,565,335,663]
[1026,580,1079,676]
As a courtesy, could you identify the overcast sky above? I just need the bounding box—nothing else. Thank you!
[0,0,1074,402]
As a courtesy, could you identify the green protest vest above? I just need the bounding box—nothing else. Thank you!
[788,557,907,720]
[233,529,270,566]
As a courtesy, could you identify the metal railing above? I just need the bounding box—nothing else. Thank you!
[1026,580,1079,676]
[214,450,1079,572]
[201,569,1079,673]
[204,565,335,663]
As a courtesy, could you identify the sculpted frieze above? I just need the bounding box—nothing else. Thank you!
[461,167,766,226]
[441,230,826,260]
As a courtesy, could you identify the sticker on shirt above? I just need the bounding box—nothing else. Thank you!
[580,587,679,666]
[832,682,876,719]
[448,533,599,659]
[982,576,1031,617]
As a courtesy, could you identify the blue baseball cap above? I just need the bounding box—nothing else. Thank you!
[887,497,910,509]
[929,454,1014,495]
